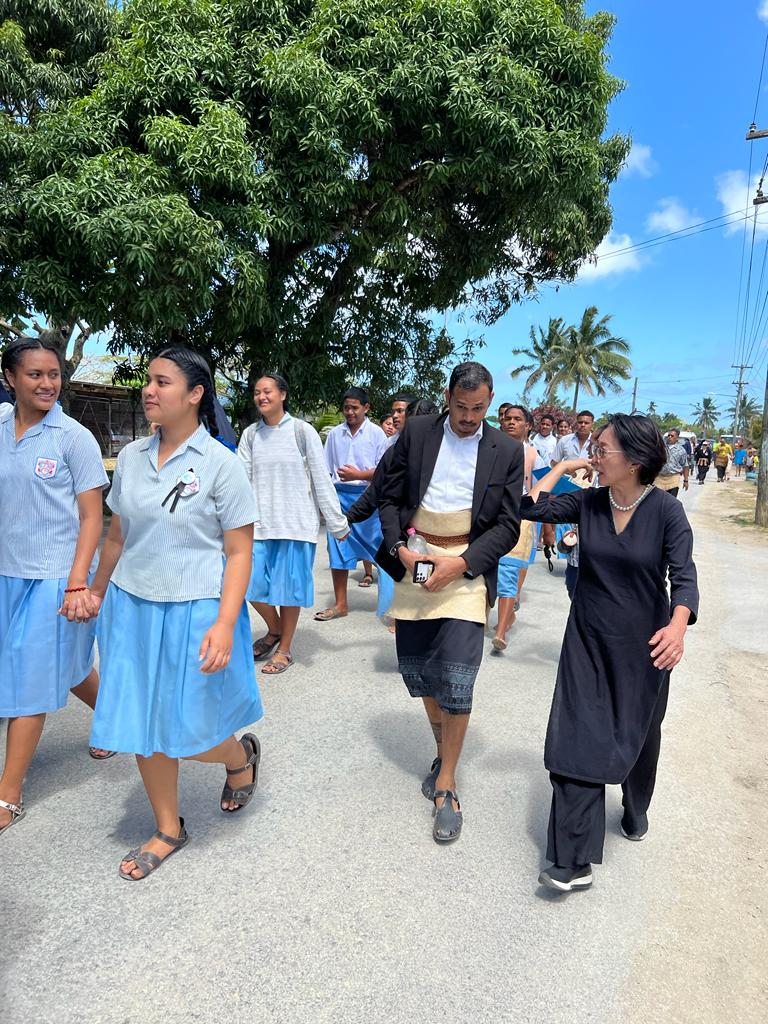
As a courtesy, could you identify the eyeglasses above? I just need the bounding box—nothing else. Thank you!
[589,444,623,459]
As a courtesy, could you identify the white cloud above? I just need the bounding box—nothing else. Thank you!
[577,232,644,281]
[716,169,768,235]
[622,143,657,178]
[646,197,698,234]
[759,2,768,25]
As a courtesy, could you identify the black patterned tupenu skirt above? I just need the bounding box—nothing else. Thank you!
[395,618,484,715]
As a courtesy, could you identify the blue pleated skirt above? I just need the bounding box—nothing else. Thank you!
[0,575,96,717]
[246,539,316,607]
[91,584,263,758]
[497,558,521,600]
[327,483,383,570]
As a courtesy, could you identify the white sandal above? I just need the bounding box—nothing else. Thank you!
[0,797,25,837]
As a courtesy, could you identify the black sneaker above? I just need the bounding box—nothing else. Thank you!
[620,812,648,841]
[538,863,593,892]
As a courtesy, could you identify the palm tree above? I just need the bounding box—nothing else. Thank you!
[725,395,762,436]
[545,307,632,411]
[510,317,566,403]
[647,401,658,421]
[692,397,720,436]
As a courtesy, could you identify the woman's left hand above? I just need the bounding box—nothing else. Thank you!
[648,623,686,670]
[58,587,94,623]
[199,621,234,674]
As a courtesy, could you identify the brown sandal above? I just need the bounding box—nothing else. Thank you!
[261,651,294,675]
[252,632,280,660]
[220,734,261,812]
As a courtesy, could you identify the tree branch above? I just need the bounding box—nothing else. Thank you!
[0,318,24,338]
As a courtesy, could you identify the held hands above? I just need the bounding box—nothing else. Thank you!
[199,620,234,674]
[648,623,686,670]
[58,587,103,623]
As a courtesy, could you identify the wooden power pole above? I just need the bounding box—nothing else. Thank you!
[744,124,768,526]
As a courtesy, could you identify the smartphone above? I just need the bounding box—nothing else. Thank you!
[412,560,434,584]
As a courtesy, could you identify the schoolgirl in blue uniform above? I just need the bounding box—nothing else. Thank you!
[88,347,263,880]
[0,338,110,838]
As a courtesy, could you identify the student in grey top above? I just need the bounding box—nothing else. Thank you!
[0,338,110,839]
[238,373,348,673]
[87,347,263,882]
[656,428,689,498]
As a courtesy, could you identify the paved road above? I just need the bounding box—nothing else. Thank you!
[2,483,766,1024]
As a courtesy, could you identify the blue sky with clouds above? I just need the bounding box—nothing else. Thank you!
[469,1,768,423]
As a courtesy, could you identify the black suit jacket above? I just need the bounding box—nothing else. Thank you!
[376,413,524,606]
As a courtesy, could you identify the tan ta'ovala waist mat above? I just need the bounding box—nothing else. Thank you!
[390,507,487,624]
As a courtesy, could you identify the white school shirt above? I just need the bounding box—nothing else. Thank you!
[421,418,482,513]
[323,417,389,487]
[0,404,108,579]
[553,432,591,463]
[531,431,558,464]
[107,424,256,602]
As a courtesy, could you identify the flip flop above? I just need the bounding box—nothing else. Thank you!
[89,747,117,760]
[313,608,348,621]
[358,574,374,588]
[492,637,508,652]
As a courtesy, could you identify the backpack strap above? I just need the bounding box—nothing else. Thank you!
[293,416,308,458]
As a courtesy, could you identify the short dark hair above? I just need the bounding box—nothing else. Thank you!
[448,361,493,395]
[1,336,62,380]
[406,397,440,417]
[557,418,571,428]
[380,413,393,424]
[256,372,290,412]
[391,391,418,406]
[576,410,595,421]
[538,414,554,425]
[504,404,529,420]
[155,346,219,436]
[607,413,667,485]
[342,386,369,406]
[498,402,511,415]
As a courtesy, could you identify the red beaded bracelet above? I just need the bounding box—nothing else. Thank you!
[63,586,89,594]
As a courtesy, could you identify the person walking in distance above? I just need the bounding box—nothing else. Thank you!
[87,347,263,880]
[713,436,732,483]
[655,428,689,498]
[238,374,349,674]
[693,439,712,484]
[0,338,111,837]
[314,387,389,620]
[521,414,698,892]
[377,362,524,843]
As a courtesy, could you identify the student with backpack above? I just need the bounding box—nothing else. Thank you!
[237,374,349,674]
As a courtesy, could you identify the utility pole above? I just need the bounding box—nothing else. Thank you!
[745,123,768,526]
[731,363,751,441]
[630,376,638,415]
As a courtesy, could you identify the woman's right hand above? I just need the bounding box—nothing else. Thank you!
[562,458,593,478]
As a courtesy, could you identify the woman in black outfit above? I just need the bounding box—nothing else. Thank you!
[694,440,712,484]
[521,413,698,892]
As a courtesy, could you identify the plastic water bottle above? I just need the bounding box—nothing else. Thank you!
[406,528,429,555]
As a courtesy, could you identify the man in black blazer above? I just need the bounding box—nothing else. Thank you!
[376,362,524,843]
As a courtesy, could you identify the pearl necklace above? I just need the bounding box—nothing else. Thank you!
[609,484,653,512]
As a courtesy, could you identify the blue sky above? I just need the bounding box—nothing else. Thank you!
[470,1,768,423]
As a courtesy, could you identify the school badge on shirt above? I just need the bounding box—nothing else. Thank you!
[35,457,58,479]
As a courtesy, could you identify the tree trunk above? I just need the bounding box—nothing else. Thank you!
[572,375,581,413]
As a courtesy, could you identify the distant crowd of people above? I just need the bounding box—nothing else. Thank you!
[1,339,699,895]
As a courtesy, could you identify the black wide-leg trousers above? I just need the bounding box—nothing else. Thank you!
[546,677,670,867]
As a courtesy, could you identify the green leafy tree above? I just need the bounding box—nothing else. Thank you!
[1,0,628,411]
[0,0,118,391]
[545,305,631,411]
[725,395,762,437]
[691,396,720,436]
[510,317,566,403]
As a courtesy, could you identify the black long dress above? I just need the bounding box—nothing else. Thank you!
[521,486,699,784]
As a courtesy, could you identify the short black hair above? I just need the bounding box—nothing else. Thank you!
[498,402,511,414]
[448,361,493,395]
[406,398,440,417]
[538,414,554,425]
[576,409,595,421]
[380,413,394,424]
[504,404,529,420]
[607,413,667,485]
[557,418,571,428]
[391,391,418,406]
[256,372,290,412]
[342,386,369,406]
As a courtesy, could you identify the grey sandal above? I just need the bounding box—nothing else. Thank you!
[252,633,280,660]
[0,798,25,837]
[433,789,463,844]
[118,818,189,880]
[421,757,442,801]
[261,651,294,674]
[220,733,261,813]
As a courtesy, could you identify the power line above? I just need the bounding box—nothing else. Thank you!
[596,209,749,263]
[753,32,768,123]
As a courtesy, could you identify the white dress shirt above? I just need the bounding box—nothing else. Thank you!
[323,417,389,487]
[421,418,482,513]
[531,431,558,463]
[553,432,591,463]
